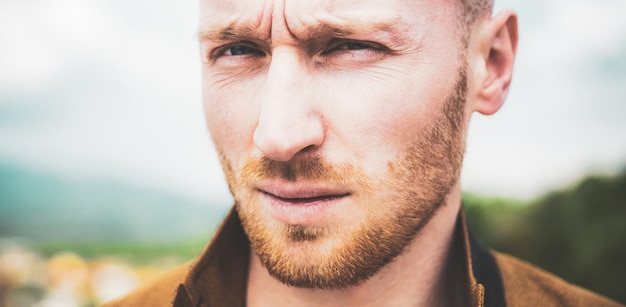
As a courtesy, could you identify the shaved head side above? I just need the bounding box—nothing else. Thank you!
[456,0,493,47]
[460,0,493,25]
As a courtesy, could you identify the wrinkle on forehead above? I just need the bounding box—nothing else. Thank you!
[199,0,456,49]
[199,0,273,40]
[287,12,410,47]
[283,0,454,48]
[284,1,403,38]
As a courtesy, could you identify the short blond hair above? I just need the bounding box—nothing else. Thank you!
[456,0,493,47]
[460,0,493,25]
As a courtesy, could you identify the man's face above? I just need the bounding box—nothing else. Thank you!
[200,0,470,289]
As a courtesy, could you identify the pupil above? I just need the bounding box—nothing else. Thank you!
[346,43,367,50]
[231,45,252,55]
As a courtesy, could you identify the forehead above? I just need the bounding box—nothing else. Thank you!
[198,0,459,40]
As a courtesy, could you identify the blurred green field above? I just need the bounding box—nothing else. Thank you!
[1,168,625,305]
[32,235,211,266]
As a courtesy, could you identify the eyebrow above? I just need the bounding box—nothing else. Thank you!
[198,15,408,47]
[198,20,269,43]
[294,16,404,43]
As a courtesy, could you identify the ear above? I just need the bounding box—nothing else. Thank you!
[471,11,518,115]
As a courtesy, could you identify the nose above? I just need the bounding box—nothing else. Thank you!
[253,48,325,162]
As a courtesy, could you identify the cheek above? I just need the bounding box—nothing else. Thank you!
[319,69,442,154]
[203,76,261,163]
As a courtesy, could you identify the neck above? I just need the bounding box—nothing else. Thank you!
[246,186,467,307]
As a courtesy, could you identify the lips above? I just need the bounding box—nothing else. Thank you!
[262,192,346,204]
[255,181,350,224]
[257,183,350,203]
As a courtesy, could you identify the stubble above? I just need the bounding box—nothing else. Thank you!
[216,63,468,290]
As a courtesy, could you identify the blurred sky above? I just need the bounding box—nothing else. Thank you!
[0,0,625,205]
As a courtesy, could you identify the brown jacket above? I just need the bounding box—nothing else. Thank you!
[103,208,622,307]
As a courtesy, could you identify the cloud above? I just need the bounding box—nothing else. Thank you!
[0,0,624,203]
[0,0,232,204]
[463,0,626,198]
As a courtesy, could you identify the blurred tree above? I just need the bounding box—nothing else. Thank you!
[465,168,626,304]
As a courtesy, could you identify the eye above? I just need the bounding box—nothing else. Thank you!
[320,40,387,58]
[209,43,266,61]
[224,45,264,56]
[335,42,375,51]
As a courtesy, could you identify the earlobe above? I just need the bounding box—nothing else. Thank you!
[473,11,518,115]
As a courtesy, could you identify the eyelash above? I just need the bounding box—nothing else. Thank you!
[209,39,386,62]
[322,40,386,55]
[210,43,266,60]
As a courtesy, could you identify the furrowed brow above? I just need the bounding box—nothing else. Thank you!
[294,16,405,45]
[198,21,267,43]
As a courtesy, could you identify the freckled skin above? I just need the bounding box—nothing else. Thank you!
[202,0,464,288]
[200,0,462,171]
[198,0,517,305]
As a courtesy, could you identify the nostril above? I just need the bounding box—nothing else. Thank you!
[253,109,325,161]
[301,145,317,153]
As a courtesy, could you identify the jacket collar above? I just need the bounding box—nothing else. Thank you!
[460,209,507,307]
[174,206,505,307]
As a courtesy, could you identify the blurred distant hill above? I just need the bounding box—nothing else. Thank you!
[465,168,626,304]
[0,162,229,242]
[1,161,624,303]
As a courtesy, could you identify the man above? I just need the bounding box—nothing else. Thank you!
[106,0,621,306]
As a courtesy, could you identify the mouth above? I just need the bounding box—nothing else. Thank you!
[258,187,350,204]
[255,182,351,224]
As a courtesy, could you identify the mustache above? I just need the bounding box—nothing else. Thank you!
[240,156,368,188]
